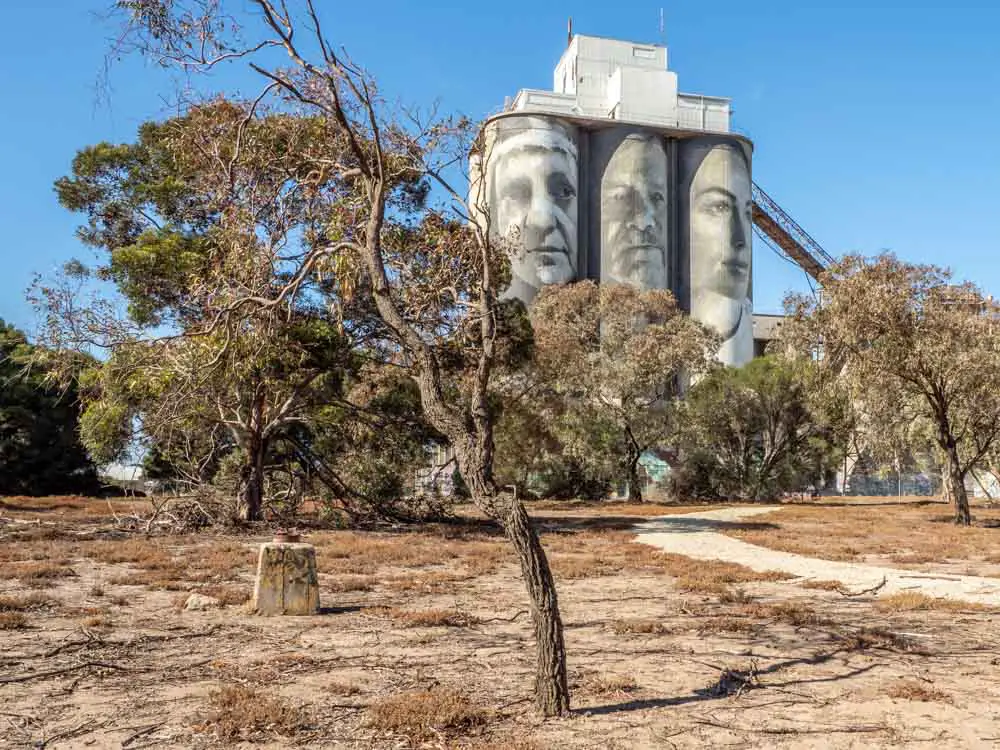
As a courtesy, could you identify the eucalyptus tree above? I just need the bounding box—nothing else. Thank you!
[41,100,367,520]
[107,0,570,714]
[786,254,1000,524]
[530,281,718,501]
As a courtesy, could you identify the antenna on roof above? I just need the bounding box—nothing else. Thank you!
[659,8,665,44]
[567,17,573,47]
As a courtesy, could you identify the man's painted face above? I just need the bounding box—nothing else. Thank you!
[493,135,578,289]
[689,146,752,301]
[601,135,668,290]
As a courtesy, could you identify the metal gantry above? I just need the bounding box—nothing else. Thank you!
[751,182,835,281]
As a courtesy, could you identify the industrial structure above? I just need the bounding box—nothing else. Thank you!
[482,32,833,361]
[421,30,843,499]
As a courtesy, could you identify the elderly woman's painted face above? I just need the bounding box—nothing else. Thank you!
[493,129,578,289]
[601,135,668,290]
[689,146,752,301]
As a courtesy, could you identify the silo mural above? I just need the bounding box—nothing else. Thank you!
[593,129,669,291]
[679,137,754,366]
[485,116,580,305]
[480,113,753,366]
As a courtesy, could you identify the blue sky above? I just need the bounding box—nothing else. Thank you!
[3,0,1000,334]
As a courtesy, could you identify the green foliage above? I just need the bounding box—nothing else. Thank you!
[304,370,450,521]
[78,396,132,465]
[671,356,847,501]
[0,321,99,496]
[508,281,717,500]
[108,230,210,326]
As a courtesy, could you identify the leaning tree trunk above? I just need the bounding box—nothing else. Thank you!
[458,452,570,716]
[496,493,570,715]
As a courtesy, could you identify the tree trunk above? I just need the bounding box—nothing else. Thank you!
[457,451,569,716]
[496,494,570,715]
[625,427,643,502]
[943,444,971,525]
[934,405,971,525]
[237,435,266,523]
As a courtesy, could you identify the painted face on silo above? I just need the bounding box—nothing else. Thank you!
[491,120,578,300]
[688,144,752,302]
[600,134,668,290]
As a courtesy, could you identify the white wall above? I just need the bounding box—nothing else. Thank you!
[515,34,729,133]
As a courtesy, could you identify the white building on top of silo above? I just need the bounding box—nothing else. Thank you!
[509,34,731,133]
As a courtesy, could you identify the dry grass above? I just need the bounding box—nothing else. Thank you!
[312,530,507,576]
[662,555,791,593]
[189,543,255,580]
[324,680,363,696]
[82,538,174,567]
[382,571,466,593]
[0,562,77,588]
[696,616,760,635]
[0,495,147,522]
[0,612,28,629]
[367,607,481,628]
[195,685,308,742]
[610,618,671,635]
[874,592,990,613]
[80,538,251,591]
[579,671,640,697]
[800,579,845,591]
[465,737,544,750]
[81,614,113,629]
[324,575,377,593]
[551,554,620,579]
[742,601,833,627]
[3,494,1000,747]
[886,679,952,703]
[199,584,250,606]
[0,592,55,611]
[365,688,491,741]
[717,586,755,604]
[108,570,189,590]
[722,502,1000,568]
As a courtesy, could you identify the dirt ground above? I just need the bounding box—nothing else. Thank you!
[2,496,1000,749]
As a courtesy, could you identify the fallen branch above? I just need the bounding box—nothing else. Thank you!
[479,610,528,624]
[42,630,106,658]
[837,576,887,597]
[34,626,219,661]
[691,716,887,735]
[0,661,136,685]
[36,718,108,748]
[121,721,166,747]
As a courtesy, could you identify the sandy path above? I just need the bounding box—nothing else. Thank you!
[634,506,1000,606]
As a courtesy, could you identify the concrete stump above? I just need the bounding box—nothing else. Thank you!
[251,542,320,616]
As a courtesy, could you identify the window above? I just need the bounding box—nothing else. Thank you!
[633,46,656,59]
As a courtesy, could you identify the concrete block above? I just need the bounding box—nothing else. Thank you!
[251,542,320,616]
